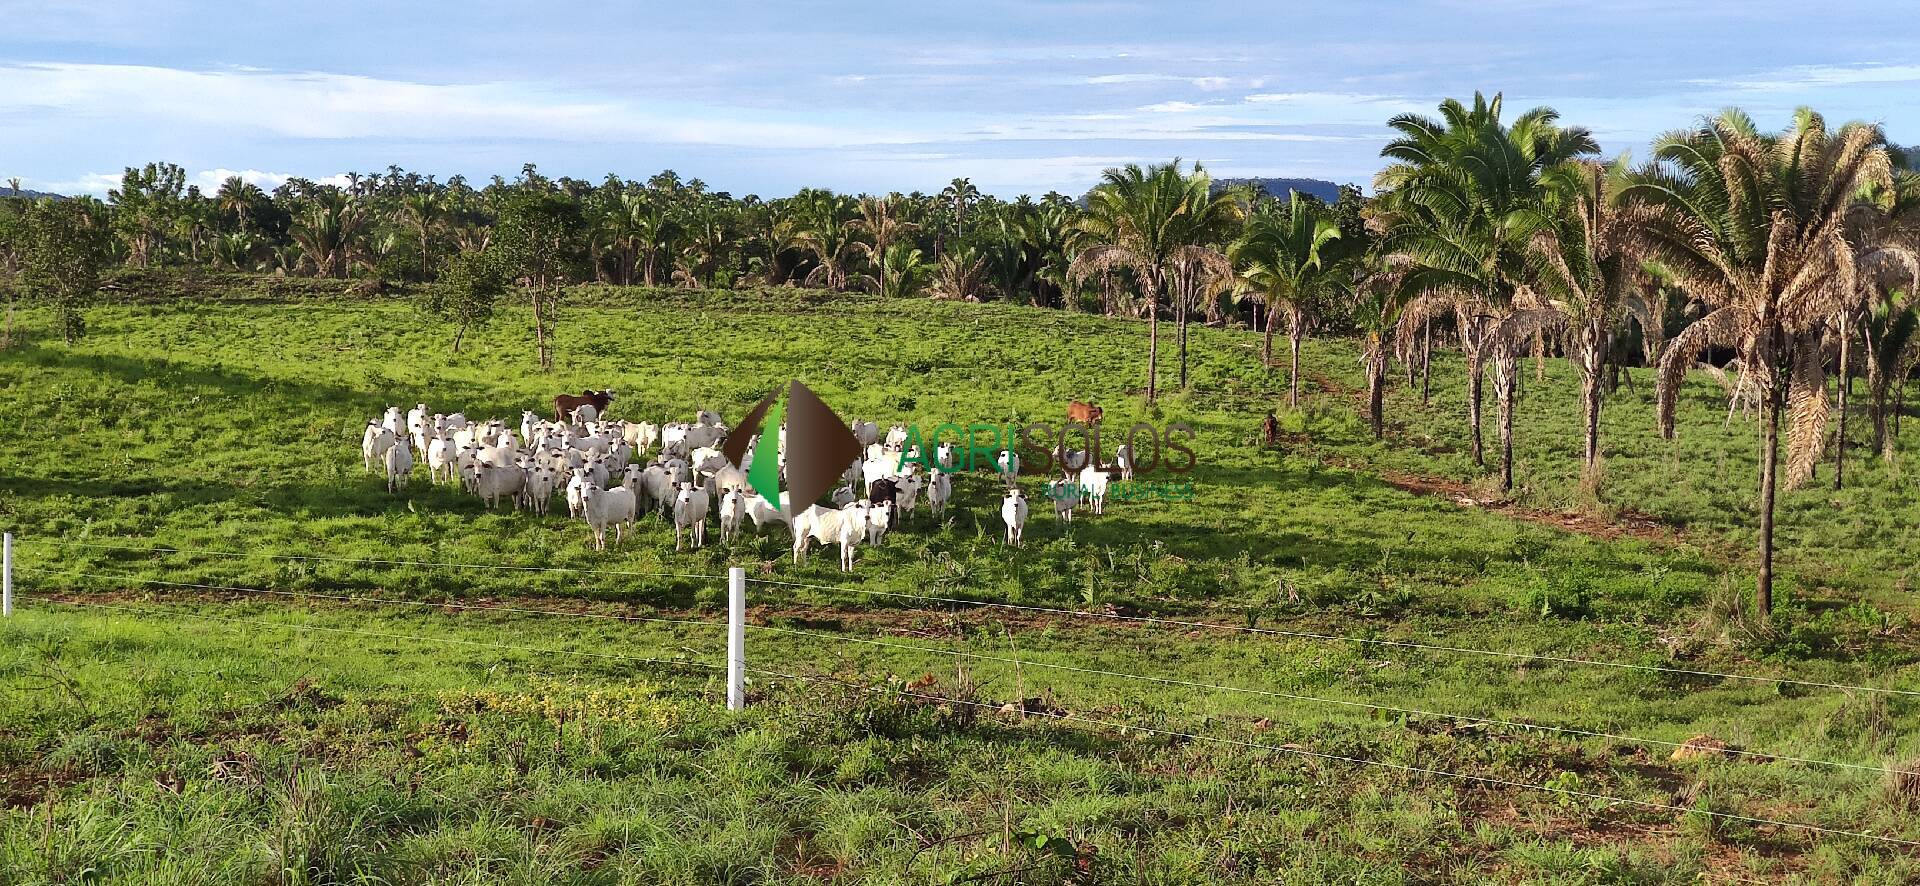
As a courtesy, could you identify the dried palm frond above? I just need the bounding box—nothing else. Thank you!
[1784,330,1831,488]
[1656,307,1746,438]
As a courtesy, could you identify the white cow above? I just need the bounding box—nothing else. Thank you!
[745,493,790,534]
[1079,465,1111,515]
[566,468,592,518]
[1046,478,1078,523]
[383,439,414,493]
[895,474,923,520]
[426,434,458,484]
[1114,444,1135,481]
[523,466,559,515]
[361,423,396,473]
[718,489,747,542]
[928,472,953,519]
[673,483,710,550]
[469,463,525,509]
[850,420,879,447]
[996,449,1021,485]
[865,499,892,546]
[1001,488,1029,546]
[580,484,638,551]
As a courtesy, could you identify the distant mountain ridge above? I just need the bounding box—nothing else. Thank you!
[1211,177,1344,203]
[0,186,67,201]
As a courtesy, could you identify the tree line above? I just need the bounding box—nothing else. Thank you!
[3,94,1917,619]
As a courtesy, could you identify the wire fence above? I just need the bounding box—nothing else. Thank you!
[6,534,1919,851]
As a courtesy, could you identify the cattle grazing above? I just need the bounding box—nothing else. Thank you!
[579,484,638,551]
[928,472,953,518]
[718,489,747,542]
[673,483,710,550]
[469,463,525,509]
[1067,400,1103,424]
[1262,411,1281,446]
[1079,464,1111,515]
[554,389,616,424]
[1046,478,1077,523]
[362,422,397,473]
[383,439,414,493]
[1001,488,1029,546]
[745,492,790,534]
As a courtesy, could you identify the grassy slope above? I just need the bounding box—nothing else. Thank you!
[1,286,1917,883]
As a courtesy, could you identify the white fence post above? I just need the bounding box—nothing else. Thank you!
[2,532,12,618]
[727,566,745,711]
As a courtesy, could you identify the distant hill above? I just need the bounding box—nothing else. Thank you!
[0,186,67,200]
[1212,177,1343,203]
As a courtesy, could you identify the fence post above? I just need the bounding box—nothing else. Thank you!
[2,532,12,618]
[727,566,745,711]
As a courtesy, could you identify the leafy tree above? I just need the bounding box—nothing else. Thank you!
[1377,92,1597,489]
[879,242,933,299]
[1231,192,1343,406]
[424,248,507,352]
[1628,108,1894,617]
[1529,157,1648,486]
[1070,160,1239,402]
[108,162,187,267]
[20,199,112,342]
[494,184,584,370]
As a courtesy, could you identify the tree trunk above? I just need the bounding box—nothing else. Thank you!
[1420,319,1432,406]
[1579,319,1606,485]
[1834,313,1852,489]
[530,287,549,369]
[1757,381,1780,619]
[1465,348,1486,468]
[1145,290,1160,403]
[1491,345,1518,492]
[1367,345,1386,439]
[1261,303,1275,365]
[1288,308,1304,409]
[1176,285,1190,390]
[452,322,467,354]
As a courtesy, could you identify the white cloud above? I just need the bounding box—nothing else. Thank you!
[1687,63,1920,92]
[1140,101,1204,113]
[22,172,123,196]
[0,62,921,149]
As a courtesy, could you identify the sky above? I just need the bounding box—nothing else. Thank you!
[4,0,1919,199]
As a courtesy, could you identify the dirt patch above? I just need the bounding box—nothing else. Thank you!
[1303,371,1711,553]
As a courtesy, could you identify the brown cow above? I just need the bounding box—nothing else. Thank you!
[1067,400,1103,425]
[554,389,616,423]
[1261,411,1281,446]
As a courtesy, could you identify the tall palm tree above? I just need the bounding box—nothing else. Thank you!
[1070,161,1238,401]
[856,194,914,295]
[1627,107,1895,617]
[941,178,981,245]
[1529,157,1648,485]
[793,191,869,291]
[398,191,442,278]
[1378,92,1598,489]
[1231,192,1343,407]
[290,192,367,279]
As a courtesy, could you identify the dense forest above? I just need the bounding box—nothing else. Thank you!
[4,93,1919,619]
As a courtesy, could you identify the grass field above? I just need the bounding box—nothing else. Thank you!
[2,280,1918,883]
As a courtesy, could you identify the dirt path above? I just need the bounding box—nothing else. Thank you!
[1302,370,1712,553]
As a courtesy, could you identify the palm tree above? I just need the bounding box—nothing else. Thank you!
[880,242,934,299]
[1529,157,1648,485]
[1627,107,1895,617]
[1231,193,1342,407]
[1378,92,1598,489]
[1070,161,1239,401]
[941,178,981,245]
[1358,255,1411,438]
[290,192,368,278]
[398,192,442,278]
[1864,290,1918,459]
[934,241,989,301]
[793,191,870,291]
[214,176,264,232]
[856,194,915,295]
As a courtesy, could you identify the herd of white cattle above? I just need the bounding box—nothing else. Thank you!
[358,403,1132,570]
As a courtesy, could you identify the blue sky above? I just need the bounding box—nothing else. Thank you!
[4,0,1918,198]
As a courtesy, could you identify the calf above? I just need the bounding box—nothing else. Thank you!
[1079,464,1110,515]
[362,422,396,473]
[1001,488,1029,546]
[673,483,710,550]
[383,439,414,493]
[1046,478,1078,523]
[718,489,747,542]
[1067,400,1103,424]
[928,472,953,519]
